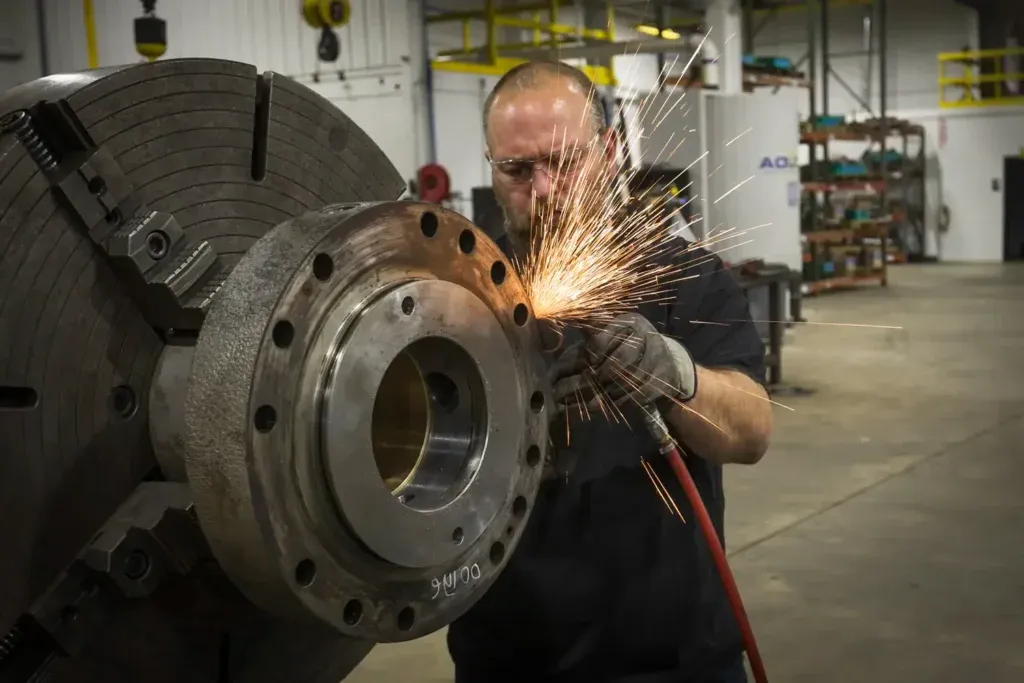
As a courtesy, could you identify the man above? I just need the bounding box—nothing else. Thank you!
[447,61,773,683]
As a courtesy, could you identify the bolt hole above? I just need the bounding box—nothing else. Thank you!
[401,296,415,315]
[59,606,78,624]
[105,208,122,225]
[512,495,528,519]
[312,253,334,281]
[87,177,106,195]
[397,606,415,632]
[123,549,151,580]
[452,527,464,545]
[458,229,475,254]
[343,599,363,626]
[513,303,529,326]
[506,526,514,536]
[0,385,37,409]
[254,405,277,433]
[110,385,137,419]
[490,261,507,285]
[294,559,316,587]
[526,445,541,467]
[529,391,544,413]
[146,231,169,260]
[489,541,506,565]
[420,212,438,237]
[272,320,294,348]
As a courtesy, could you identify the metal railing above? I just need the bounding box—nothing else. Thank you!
[938,47,1024,109]
[426,1,618,85]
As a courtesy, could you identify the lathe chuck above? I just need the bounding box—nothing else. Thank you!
[0,58,550,683]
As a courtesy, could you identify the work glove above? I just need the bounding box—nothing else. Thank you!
[551,313,698,410]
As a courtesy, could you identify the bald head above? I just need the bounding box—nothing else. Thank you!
[483,61,605,142]
[482,61,616,261]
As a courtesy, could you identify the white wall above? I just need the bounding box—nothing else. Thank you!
[7,0,431,181]
[430,70,497,217]
[0,0,43,92]
[911,107,1024,262]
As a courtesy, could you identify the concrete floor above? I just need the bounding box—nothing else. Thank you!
[347,263,1024,683]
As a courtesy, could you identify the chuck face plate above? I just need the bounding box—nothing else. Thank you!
[0,58,404,681]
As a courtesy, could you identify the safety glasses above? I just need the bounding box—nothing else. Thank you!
[487,137,600,184]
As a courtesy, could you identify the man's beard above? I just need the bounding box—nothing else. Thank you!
[499,168,613,265]
[502,200,563,265]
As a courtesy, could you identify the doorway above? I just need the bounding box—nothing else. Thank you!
[1004,156,1024,261]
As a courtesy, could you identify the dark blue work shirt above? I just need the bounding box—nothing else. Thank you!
[448,234,766,683]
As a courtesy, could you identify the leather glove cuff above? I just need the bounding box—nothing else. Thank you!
[661,334,698,402]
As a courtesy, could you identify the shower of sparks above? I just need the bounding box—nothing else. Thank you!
[724,127,752,146]
[513,26,897,511]
[516,32,784,458]
[519,36,764,329]
[642,458,686,520]
[713,175,754,203]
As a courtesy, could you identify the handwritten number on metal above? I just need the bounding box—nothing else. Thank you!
[431,563,482,599]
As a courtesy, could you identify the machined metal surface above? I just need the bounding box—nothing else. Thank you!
[184,201,549,641]
[148,345,195,483]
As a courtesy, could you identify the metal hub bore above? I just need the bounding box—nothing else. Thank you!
[183,201,549,641]
[318,278,519,569]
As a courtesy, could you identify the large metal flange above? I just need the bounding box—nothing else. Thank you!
[183,201,550,642]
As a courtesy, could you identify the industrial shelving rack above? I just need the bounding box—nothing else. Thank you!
[874,120,926,259]
[800,118,926,294]
[796,0,925,296]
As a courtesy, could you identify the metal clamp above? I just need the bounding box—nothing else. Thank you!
[0,483,205,683]
[0,106,225,337]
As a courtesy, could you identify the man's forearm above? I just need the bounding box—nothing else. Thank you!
[662,366,773,465]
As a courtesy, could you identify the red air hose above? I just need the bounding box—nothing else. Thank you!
[644,410,769,683]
